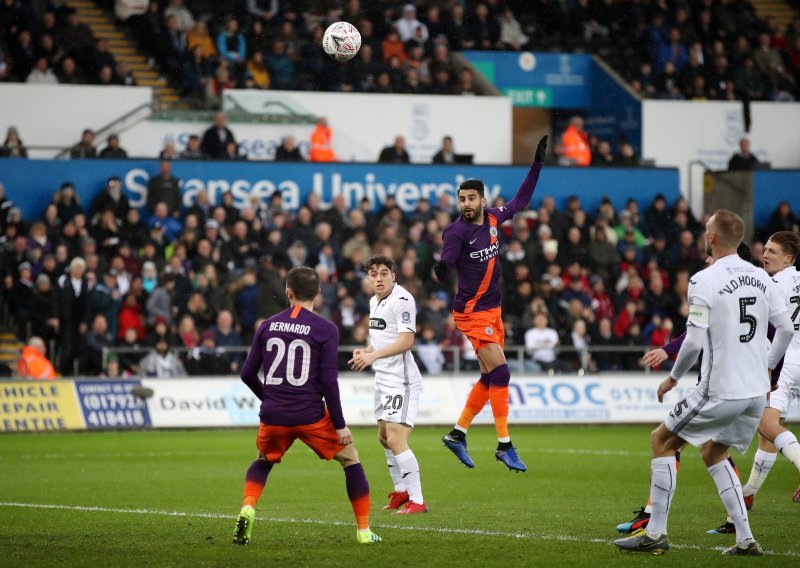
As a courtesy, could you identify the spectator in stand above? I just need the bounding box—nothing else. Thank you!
[525,312,560,373]
[0,126,26,158]
[248,0,281,25]
[560,116,591,167]
[274,136,304,162]
[201,112,236,160]
[57,257,91,374]
[10,29,36,81]
[727,137,761,171]
[180,135,205,159]
[159,14,186,79]
[246,50,270,89]
[765,201,797,235]
[63,8,96,65]
[139,336,186,377]
[472,3,500,50]
[26,57,58,84]
[164,0,195,33]
[186,20,216,59]
[70,129,97,159]
[309,117,335,162]
[83,313,115,375]
[18,336,57,380]
[30,273,59,342]
[99,134,128,159]
[396,4,428,43]
[432,135,456,164]
[223,140,246,161]
[378,135,410,163]
[217,16,246,69]
[265,38,294,90]
[89,176,130,227]
[144,160,181,217]
[498,7,529,51]
[212,309,242,372]
[186,330,230,375]
[58,57,82,84]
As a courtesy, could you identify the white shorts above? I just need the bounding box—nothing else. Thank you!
[374,381,422,426]
[767,363,800,418]
[664,388,766,454]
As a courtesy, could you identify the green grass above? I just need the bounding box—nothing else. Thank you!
[0,425,798,566]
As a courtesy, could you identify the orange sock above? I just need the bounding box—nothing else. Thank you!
[345,463,371,530]
[243,481,264,509]
[350,495,371,530]
[489,385,509,439]
[457,380,491,430]
[242,459,272,509]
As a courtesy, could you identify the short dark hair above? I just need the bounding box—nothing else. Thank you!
[286,267,319,301]
[365,255,395,274]
[458,179,485,197]
[768,231,800,261]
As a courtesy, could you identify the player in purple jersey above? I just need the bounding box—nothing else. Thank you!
[433,136,547,472]
[232,267,380,546]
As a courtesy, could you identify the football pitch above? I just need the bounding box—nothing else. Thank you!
[1,425,798,567]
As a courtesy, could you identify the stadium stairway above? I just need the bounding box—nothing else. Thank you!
[751,0,798,30]
[65,0,183,109]
[0,331,22,376]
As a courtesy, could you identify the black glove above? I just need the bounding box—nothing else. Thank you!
[433,261,448,282]
[534,135,548,163]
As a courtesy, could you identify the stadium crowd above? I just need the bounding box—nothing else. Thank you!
[4,1,800,103]
[0,137,796,378]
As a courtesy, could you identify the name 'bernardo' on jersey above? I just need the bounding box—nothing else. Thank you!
[719,275,767,295]
[469,242,499,262]
[268,322,311,335]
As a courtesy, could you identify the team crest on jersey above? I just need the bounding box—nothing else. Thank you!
[485,326,494,336]
[402,311,411,324]
[489,226,498,237]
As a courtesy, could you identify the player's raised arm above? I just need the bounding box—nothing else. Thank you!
[240,327,266,400]
[493,135,548,224]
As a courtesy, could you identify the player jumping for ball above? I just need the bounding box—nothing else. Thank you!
[433,135,548,472]
[233,267,381,545]
[349,255,428,514]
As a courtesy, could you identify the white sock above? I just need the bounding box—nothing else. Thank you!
[708,460,754,545]
[454,425,467,434]
[384,448,406,492]
[643,504,652,514]
[394,449,423,504]
[645,456,676,539]
[775,430,800,471]
[742,449,778,496]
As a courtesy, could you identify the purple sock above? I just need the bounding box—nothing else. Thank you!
[488,364,510,387]
[479,372,490,387]
[344,463,369,500]
[246,459,273,484]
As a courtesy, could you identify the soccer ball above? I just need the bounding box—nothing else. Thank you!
[322,21,361,62]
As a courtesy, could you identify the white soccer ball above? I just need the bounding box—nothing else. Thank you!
[322,21,361,62]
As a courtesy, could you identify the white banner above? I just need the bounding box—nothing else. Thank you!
[0,84,153,157]
[642,100,800,215]
[219,89,512,164]
[142,374,800,428]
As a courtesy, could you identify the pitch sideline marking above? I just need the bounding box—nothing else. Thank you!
[0,502,797,558]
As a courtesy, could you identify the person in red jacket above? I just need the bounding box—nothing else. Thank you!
[309,117,336,162]
[18,337,57,380]
[560,116,591,167]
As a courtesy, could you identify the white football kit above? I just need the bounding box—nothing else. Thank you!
[766,266,800,417]
[665,254,793,453]
[368,283,423,426]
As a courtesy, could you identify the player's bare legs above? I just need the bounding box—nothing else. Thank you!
[333,442,382,543]
[377,421,426,513]
[756,407,800,502]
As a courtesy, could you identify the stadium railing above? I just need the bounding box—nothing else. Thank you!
[100,344,656,377]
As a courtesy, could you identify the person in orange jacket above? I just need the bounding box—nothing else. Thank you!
[309,117,336,162]
[561,116,591,167]
[18,337,58,380]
